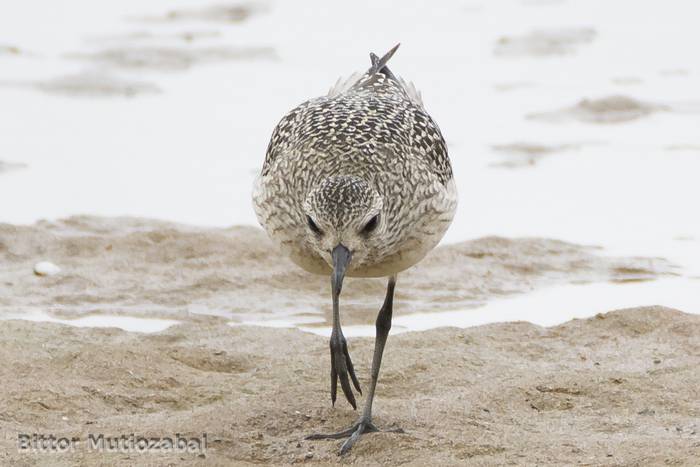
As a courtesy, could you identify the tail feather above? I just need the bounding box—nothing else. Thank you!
[369,43,400,80]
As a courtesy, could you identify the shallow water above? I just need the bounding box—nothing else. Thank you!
[0,309,179,333]
[1,0,699,333]
[385,276,700,335]
[254,277,700,337]
[8,276,697,336]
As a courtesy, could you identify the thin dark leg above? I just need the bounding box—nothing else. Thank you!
[306,275,404,455]
[361,274,395,420]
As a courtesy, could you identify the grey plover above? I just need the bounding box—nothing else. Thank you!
[253,44,457,454]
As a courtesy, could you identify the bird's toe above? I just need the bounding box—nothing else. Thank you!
[305,418,402,456]
[329,333,361,409]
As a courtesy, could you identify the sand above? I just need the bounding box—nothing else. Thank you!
[0,161,28,174]
[65,46,276,72]
[0,217,697,465]
[34,71,163,98]
[0,306,698,465]
[489,142,587,168]
[527,96,669,124]
[494,28,597,57]
[135,4,262,24]
[0,216,675,327]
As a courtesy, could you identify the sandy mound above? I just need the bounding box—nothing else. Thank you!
[0,44,22,55]
[0,216,674,327]
[0,160,28,173]
[66,46,276,72]
[1,73,161,98]
[494,28,596,57]
[489,142,589,168]
[33,71,162,98]
[91,30,224,45]
[0,306,698,465]
[528,95,669,124]
[136,3,262,24]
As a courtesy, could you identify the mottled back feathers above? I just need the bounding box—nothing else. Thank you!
[261,47,452,185]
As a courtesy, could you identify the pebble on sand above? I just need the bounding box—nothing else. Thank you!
[34,261,61,277]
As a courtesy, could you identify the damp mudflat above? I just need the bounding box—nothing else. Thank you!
[0,216,693,336]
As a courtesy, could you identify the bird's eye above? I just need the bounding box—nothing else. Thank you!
[307,215,322,235]
[360,214,380,236]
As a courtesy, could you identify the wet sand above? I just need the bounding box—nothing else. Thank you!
[1,306,698,465]
[0,160,27,173]
[0,216,674,328]
[65,45,277,72]
[489,142,590,168]
[33,71,162,98]
[527,96,670,124]
[494,28,596,57]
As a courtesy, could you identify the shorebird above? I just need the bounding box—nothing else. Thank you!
[253,44,457,454]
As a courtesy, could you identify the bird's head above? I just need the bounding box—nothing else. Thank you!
[302,175,385,293]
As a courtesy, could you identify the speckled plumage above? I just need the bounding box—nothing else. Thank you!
[253,47,457,277]
[254,46,458,453]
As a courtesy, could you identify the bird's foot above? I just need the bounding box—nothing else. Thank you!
[329,331,361,409]
[305,417,405,455]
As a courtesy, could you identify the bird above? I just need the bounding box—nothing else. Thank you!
[252,44,457,455]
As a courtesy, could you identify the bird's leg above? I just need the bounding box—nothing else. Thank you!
[307,275,404,455]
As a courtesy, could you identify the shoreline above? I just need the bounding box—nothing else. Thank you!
[0,215,678,331]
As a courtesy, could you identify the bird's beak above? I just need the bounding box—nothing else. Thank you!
[331,244,352,297]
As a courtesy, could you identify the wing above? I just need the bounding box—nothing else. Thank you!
[261,45,452,185]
